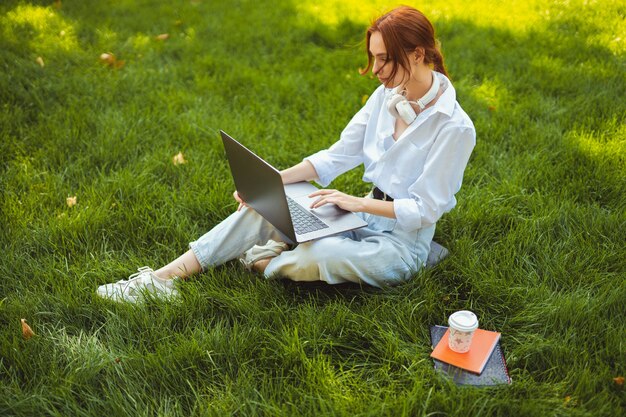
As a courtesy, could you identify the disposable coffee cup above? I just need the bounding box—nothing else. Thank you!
[448,310,479,353]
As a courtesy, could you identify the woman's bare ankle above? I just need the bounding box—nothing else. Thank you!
[153,267,178,280]
[252,257,272,273]
[154,250,202,280]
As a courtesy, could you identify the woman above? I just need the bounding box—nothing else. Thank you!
[97,6,475,302]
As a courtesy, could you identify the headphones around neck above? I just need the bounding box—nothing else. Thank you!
[387,71,440,125]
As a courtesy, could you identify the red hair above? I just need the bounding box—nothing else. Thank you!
[360,6,449,81]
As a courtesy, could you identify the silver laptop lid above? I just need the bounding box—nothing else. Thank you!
[220,130,297,243]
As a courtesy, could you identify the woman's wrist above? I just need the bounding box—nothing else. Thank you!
[359,197,396,219]
[281,160,319,185]
[358,197,369,212]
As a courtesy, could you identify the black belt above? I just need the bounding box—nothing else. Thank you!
[372,187,394,201]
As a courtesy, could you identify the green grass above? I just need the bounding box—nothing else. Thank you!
[1,0,624,415]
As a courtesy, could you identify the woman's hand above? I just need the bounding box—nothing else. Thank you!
[309,189,365,212]
[233,190,249,211]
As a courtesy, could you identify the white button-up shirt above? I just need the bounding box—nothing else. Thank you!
[304,72,476,231]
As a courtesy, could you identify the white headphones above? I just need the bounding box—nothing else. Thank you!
[387,71,440,125]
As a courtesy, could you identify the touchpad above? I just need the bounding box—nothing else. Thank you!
[293,195,347,220]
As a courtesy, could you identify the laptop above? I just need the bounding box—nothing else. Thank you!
[220,130,367,244]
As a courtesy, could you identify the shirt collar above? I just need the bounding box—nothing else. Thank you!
[431,71,456,118]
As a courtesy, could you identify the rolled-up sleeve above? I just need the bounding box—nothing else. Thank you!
[394,125,476,230]
[304,96,375,187]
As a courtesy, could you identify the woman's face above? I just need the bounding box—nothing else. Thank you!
[369,31,408,88]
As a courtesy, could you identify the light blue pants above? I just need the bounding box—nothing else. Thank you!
[189,204,435,288]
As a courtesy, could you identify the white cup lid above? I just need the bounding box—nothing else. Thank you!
[448,310,478,332]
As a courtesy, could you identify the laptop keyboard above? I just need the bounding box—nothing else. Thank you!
[286,196,329,235]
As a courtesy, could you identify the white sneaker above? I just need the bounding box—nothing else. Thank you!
[238,240,289,271]
[96,266,179,303]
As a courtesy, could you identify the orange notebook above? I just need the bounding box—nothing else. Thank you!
[430,328,501,374]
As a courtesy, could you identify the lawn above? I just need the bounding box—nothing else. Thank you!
[1,0,624,416]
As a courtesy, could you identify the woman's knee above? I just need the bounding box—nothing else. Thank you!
[230,206,272,231]
[294,238,347,264]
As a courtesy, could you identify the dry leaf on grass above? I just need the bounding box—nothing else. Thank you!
[66,196,77,207]
[36,57,45,67]
[54,0,62,9]
[99,53,125,69]
[100,53,114,64]
[172,152,187,165]
[155,33,170,41]
[21,319,35,339]
[614,376,624,386]
[563,396,578,407]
